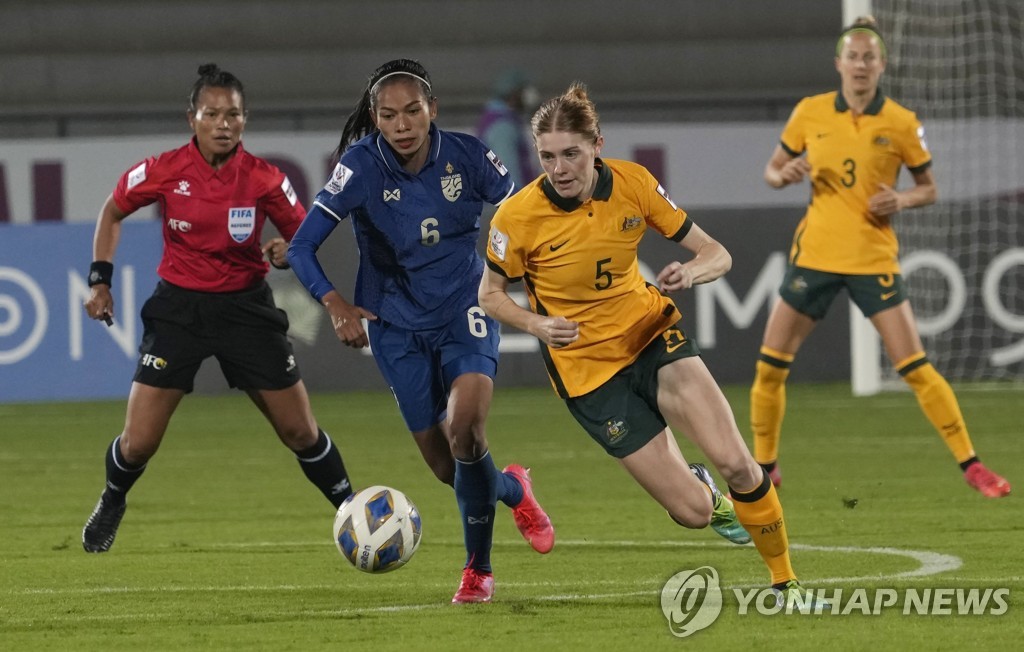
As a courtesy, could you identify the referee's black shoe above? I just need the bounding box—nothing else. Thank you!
[82,494,126,553]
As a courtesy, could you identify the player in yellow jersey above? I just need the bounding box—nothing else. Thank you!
[751,16,1010,498]
[480,82,825,606]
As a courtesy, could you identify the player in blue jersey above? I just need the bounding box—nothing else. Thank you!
[287,59,554,604]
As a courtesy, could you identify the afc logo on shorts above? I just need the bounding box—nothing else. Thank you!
[140,354,168,370]
[228,207,255,243]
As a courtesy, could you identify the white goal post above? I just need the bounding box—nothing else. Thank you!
[844,0,1024,395]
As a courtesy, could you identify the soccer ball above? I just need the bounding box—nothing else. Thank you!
[333,485,422,573]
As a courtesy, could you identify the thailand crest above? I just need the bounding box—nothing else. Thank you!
[440,161,462,202]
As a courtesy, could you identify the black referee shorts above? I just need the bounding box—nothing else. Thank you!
[134,280,301,393]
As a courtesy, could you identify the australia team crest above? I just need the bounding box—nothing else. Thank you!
[440,161,462,202]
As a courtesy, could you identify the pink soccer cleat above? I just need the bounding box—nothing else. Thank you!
[503,464,555,554]
[964,463,1011,498]
[451,567,495,604]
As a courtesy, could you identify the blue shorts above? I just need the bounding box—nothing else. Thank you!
[368,308,499,432]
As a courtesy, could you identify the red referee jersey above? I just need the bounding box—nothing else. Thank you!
[112,138,305,292]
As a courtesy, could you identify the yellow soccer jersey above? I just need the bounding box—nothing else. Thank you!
[487,158,689,398]
[780,91,932,274]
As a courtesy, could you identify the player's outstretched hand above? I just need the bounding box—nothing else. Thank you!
[326,300,378,349]
[868,183,902,218]
[533,315,579,349]
[656,261,695,293]
[779,157,812,185]
[261,237,290,269]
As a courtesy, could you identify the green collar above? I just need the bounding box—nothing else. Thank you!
[541,158,614,212]
[835,90,886,115]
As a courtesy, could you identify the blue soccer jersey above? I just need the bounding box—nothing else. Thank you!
[289,124,514,330]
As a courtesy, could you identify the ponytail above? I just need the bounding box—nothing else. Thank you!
[331,58,434,165]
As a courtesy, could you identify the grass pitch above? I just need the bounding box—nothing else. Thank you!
[1,383,1020,650]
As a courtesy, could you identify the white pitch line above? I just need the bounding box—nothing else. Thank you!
[195,537,963,583]
[12,540,961,607]
[791,543,961,579]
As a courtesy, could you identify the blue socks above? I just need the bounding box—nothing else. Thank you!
[454,451,501,572]
[498,469,524,507]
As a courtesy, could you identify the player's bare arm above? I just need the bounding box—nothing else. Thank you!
[657,223,732,292]
[84,194,129,324]
[479,267,578,348]
[868,167,937,217]
[764,144,812,189]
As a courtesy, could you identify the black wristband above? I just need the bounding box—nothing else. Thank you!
[88,261,114,287]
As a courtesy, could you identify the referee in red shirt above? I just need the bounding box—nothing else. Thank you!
[81,64,353,553]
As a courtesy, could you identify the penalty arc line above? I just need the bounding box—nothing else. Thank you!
[9,540,964,622]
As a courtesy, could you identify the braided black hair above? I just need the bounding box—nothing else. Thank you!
[188,63,246,111]
[332,59,434,165]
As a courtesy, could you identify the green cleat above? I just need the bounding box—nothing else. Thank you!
[772,580,832,612]
[689,463,751,545]
[709,492,751,545]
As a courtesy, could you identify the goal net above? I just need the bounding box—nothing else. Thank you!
[850,0,1024,393]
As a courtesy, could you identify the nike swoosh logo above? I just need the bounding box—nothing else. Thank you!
[816,132,830,139]
[880,290,898,301]
[666,340,687,353]
[550,240,569,251]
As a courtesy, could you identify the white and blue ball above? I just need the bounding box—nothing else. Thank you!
[333,485,422,573]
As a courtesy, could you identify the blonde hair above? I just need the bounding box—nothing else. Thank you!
[530,82,601,144]
[837,15,887,59]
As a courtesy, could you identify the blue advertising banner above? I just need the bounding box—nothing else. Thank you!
[0,221,162,402]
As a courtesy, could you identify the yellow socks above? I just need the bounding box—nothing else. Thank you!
[730,470,795,585]
[898,354,976,463]
[751,347,793,465]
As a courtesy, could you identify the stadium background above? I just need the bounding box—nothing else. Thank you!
[1,1,1020,401]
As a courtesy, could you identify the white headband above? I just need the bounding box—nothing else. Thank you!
[370,71,432,95]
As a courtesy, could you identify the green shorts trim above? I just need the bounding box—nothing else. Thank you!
[779,265,906,320]
[564,324,700,458]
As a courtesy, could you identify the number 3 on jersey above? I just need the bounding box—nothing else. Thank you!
[841,158,856,188]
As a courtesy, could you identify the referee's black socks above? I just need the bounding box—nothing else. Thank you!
[296,429,352,508]
[102,436,146,505]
